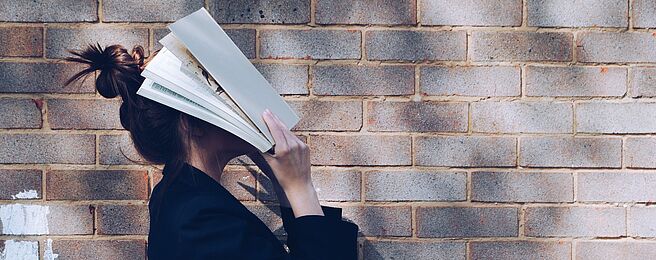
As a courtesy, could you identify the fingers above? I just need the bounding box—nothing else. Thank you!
[268,109,306,151]
[262,109,288,155]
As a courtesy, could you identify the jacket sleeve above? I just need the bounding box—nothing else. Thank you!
[280,205,359,260]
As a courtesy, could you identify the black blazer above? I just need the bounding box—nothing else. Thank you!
[147,161,359,259]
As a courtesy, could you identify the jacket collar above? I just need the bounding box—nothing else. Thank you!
[161,161,225,192]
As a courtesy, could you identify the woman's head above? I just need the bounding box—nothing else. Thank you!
[64,43,256,172]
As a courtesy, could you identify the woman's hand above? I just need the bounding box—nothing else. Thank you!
[260,108,323,217]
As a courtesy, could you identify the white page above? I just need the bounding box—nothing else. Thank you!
[168,8,300,145]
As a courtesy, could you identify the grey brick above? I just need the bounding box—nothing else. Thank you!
[154,28,256,59]
[525,207,625,237]
[470,241,571,260]
[309,135,411,166]
[208,0,310,24]
[577,102,656,133]
[0,27,43,57]
[471,32,573,61]
[631,67,656,97]
[633,0,656,28]
[472,102,573,133]
[626,137,656,168]
[46,27,148,59]
[311,169,361,201]
[364,240,465,260]
[255,64,308,95]
[260,30,360,59]
[103,0,203,22]
[48,99,123,130]
[47,170,149,200]
[97,205,149,235]
[528,0,628,27]
[367,101,468,132]
[628,207,656,237]
[415,136,517,167]
[520,137,621,168]
[578,172,656,202]
[47,205,95,235]
[417,207,518,238]
[0,169,42,200]
[0,99,42,129]
[313,65,414,96]
[421,0,522,26]
[342,206,412,236]
[51,240,146,259]
[577,32,656,63]
[0,134,95,164]
[0,0,97,22]
[99,134,144,165]
[365,171,466,201]
[577,241,656,260]
[366,30,466,61]
[420,66,521,97]
[0,63,95,93]
[317,0,416,25]
[526,66,627,97]
[472,172,574,202]
[288,100,362,131]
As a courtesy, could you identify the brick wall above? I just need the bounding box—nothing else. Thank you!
[1,0,655,259]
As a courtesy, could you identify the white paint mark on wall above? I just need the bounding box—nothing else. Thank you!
[11,190,39,200]
[0,240,38,260]
[43,239,58,260]
[0,204,49,235]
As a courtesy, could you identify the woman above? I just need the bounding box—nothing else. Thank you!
[64,43,359,259]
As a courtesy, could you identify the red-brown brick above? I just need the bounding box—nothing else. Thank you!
[0,98,42,129]
[0,27,43,57]
[0,169,42,200]
[46,170,148,200]
[97,204,149,235]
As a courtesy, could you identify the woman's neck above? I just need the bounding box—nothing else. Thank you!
[187,149,234,185]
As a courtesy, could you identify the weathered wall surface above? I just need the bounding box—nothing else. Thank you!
[1,0,656,259]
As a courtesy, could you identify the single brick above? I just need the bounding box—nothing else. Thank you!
[578,172,656,202]
[415,136,516,167]
[154,28,256,59]
[260,30,360,59]
[97,205,149,235]
[313,65,414,96]
[220,168,256,201]
[316,0,416,25]
[631,67,656,97]
[342,206,412,236]
[577,241,656,260]
[526,66,627,97]
[625,137,656,168]
[471,32,573,61]
[48,99,123,130]
[0,204,92,235]
[421,0,522,26]
[0,241,38,258]
[0,0,97,22]
[525,207,625,237]
[0,63,95,93]
[367,101,468,132]
[46,27,148,59]
[0,169,42,200]
[472,102,573,133]
[629,207,656,237]
[0,134,95,164]
[309,135,411,166]
[99,134,144,165]
[470,241,571,260]
[577,32,656,63]
[0,27,43,57]
[519,137,621,168]
[365,171,466,201]
[254,64,308,95]
[417,207,518,238]
[46,170,148,200]
[208,0,310,24]
[472,172,574,202]
[528,0,627,27]
[577,102,656,133]
[364,240,465,260]
[103,0,203,22]
[288,100,362,131]
[366,30,466,61]
[420,66,520,97]
[51,240,146,259]
[0,99,42,129]
[311,169,361,201]
[48,205,95,235]
[634,0,656,28]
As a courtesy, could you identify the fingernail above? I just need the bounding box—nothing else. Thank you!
[264,108,270,115]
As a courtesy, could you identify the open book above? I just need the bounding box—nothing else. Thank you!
[136,8,300,153]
